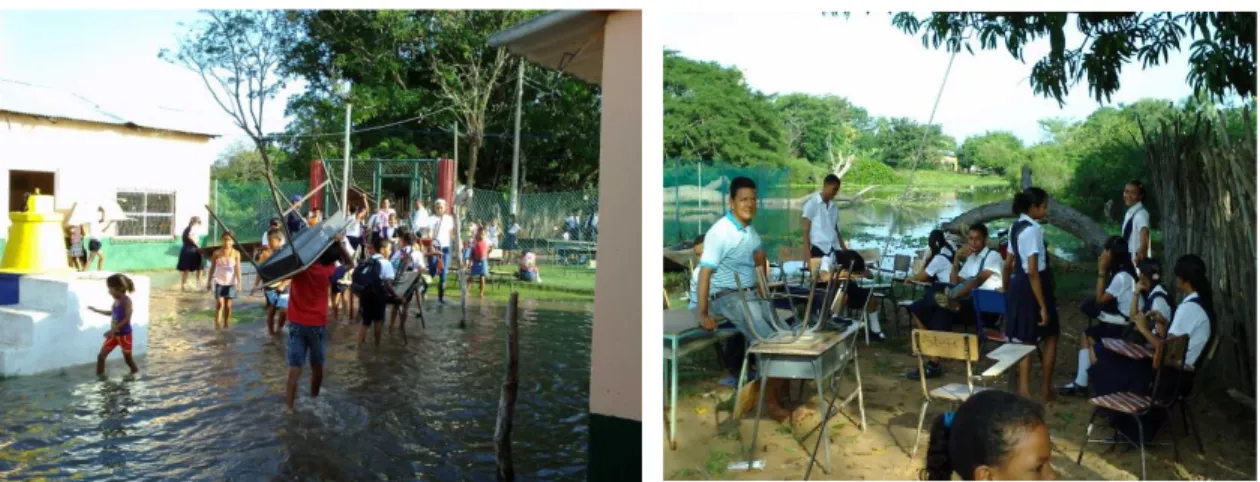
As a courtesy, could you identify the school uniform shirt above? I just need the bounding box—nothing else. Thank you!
[410,207,429,231]
[86,220,104,240]
[487,225,499,247]
[1105,271,1136,310]
[346,216,363,237]
[372,254,397,282]
[801,192,841,254]
[959,247,1004,291]
[1168,292,1211,367]
[689,266,701,310]
[1014,214,1048,272]
[699,213,763,293]
[429,214,455,248]
[1122,202,1152,260]
[368,209,395,233]
[286,262,339,327]
[924,252,953,284]
[1143,285,1174,322]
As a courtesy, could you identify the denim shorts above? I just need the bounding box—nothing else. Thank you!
[709,289,777,341]
[287,324,327,368]
[215,284,237,300]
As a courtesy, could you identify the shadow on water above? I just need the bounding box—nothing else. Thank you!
[0,299,592,481]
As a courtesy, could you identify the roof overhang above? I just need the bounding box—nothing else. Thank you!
[488,11,608,85]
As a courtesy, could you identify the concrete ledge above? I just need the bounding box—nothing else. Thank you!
[0,272,150,376]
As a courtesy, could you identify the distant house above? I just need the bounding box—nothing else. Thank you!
[0,79,222,271]
[939,152,959,171]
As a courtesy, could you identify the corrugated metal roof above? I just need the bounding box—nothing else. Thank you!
[0,78,224,137]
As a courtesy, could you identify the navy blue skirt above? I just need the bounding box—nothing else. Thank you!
[1005,267,1060,343]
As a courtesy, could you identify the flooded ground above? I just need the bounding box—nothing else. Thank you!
[0,288,592,481]
[661,289,1256,481]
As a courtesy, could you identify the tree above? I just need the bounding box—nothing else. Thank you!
[957,131,1024,173]
[163,10,298,222]
[883,12,1256,104]
[774,93,871,164]
[870,117,952,168]
[426,11,535,189]
[664,50,787,166]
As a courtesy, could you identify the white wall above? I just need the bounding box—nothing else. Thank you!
[0,114,215,237]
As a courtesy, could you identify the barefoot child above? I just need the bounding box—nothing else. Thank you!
[251,233,289,335]
[207,232,242,330]
[92,274,138,376]
[467,228,490,297]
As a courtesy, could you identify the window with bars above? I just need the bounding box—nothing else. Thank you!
[115,190,175,238]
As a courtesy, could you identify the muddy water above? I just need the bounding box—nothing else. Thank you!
[0,296,591,481]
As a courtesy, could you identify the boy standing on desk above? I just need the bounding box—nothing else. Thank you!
[694,176,793,422]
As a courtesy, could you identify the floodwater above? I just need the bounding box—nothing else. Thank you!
[665,185,1090,262]
[0,298,592,481]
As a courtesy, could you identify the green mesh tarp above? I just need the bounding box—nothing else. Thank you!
[210,180,308,241]
[663,159,791,251]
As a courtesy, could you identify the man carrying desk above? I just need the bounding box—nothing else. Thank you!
[695,176,791,422]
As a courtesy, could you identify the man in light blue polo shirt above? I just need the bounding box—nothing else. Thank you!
[694,176,791,422]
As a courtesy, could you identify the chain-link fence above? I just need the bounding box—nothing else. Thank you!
[209,179,308,243]
[663,159,791,251]
[320,159,440,213]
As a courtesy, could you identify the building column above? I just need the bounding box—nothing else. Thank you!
[588,10,642,481]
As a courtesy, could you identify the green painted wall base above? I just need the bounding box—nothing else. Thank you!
[588,413,641,481]
[0,236,199,272]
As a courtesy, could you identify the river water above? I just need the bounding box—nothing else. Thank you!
[0,298,591,481]
[665,185,1089,263]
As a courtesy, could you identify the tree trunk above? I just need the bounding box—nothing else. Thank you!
[255,140,295,240]
[467,134,483,190]
[1137,109,1256,397]
[946,198,1110,255]
[495,293,520,482]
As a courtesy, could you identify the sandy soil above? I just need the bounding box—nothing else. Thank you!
[663,294,1256,481]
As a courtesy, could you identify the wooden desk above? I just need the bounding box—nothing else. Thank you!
[738,325,866,475]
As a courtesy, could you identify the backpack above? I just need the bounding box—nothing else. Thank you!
[351,258,385,297]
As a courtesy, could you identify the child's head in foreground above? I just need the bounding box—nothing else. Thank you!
[922,390,1052,481]
[106,274,135,298]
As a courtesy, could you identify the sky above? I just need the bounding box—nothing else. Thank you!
[664,12,1199,146]
[0,10,303,157]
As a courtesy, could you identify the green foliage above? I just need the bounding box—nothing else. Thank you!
[280,10,600,192]
[704,449,730,477]
[957,131,1024,174]
[843,158,903,186]
[663,50,787,166]
[884,12,1256,104]
[775,93,872,164]
[783,156,827,185]
[871,117,955,168]
[213,140,303,182]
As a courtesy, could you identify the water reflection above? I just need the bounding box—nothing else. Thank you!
[0,301,592,481]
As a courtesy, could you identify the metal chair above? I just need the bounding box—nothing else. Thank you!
[910,329,987,458]
[1075,335,1190,481]
[1172,327,1220,454]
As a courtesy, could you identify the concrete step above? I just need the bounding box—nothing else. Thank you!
[0,306,43,349]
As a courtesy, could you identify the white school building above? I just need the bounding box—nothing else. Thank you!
[0,79,221,271]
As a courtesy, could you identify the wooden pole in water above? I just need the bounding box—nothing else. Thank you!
[495,292,520,482]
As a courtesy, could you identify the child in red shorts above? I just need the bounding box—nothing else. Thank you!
[93,274,139,376]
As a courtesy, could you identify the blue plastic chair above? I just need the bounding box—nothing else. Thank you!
[971,289,1008,349]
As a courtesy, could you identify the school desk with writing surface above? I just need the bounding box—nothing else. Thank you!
[735,324,866,476]
[662,308,792,450]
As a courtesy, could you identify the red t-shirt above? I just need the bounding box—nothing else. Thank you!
[472,239,490,260]
[287,263,338,327]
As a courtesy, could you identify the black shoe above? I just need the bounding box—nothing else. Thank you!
[1058,383,1089,397]
[869,331,888,342]
[906,363,943,380]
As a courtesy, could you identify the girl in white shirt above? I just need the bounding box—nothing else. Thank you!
[1061,236,1139,395]
[1086,254,1214,443]
[1005,188,1059,403]
[905,230,958,347]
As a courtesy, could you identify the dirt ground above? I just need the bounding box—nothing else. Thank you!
[662,293,1256,481]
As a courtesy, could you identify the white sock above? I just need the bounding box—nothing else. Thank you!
[868,311,882,334]
[1074,348,1091,387]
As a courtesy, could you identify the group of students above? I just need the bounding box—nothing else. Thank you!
[686,174,1217,478]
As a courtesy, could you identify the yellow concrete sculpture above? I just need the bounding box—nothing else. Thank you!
[0,189,71,274]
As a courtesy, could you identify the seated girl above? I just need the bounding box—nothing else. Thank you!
[1061,257,1172,396]
[906,224,1004,379]
[829,249,885,342]
[1083,254,1213,442]
[518,250,541,282]
[905,229,957,333]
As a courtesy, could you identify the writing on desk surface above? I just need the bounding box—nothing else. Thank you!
[912,331,974,358]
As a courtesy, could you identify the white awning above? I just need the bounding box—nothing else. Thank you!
[488,11,609,85]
